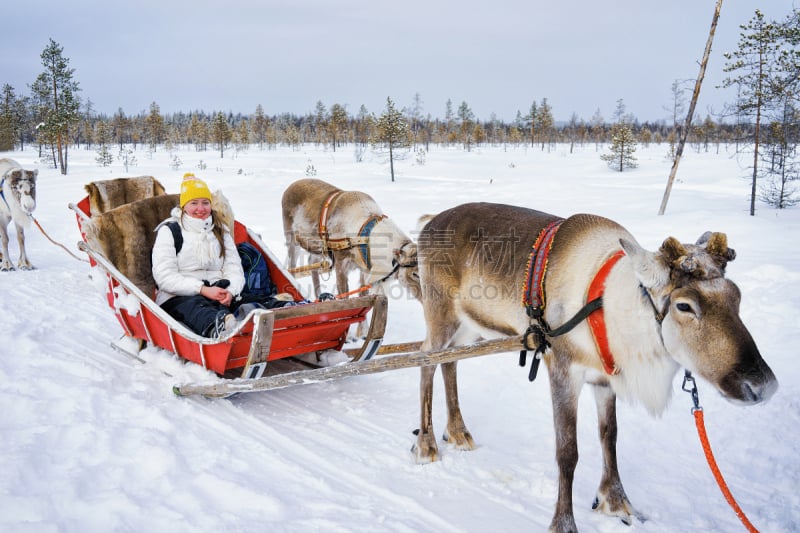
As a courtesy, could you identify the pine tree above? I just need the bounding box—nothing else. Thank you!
[111,108,131,149]
[722,9,782,215]
[329,103,348,152]
[252,104,268,149]
[601,121,638,171]
[536,98,555,151]
[527,100,537,147]
[212,112,232,158]
[144,102,164,151]
[457,101,474,151]
[0,84,19,151]
[409,92,424,151]
[313,101,328,146]
[590,108,604,151]
[354,104,373,147]
[375,96,409,182]
[94,121,113,167]
[35,39,81,174]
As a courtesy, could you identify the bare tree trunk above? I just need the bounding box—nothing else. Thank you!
[659,0,723,215]
[388,140,395,182]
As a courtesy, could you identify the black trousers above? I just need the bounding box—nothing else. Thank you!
[161,295,231,337]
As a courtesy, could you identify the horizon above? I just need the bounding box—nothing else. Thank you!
[4,1,796,124]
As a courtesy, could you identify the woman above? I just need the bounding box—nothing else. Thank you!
[152,174,245,337]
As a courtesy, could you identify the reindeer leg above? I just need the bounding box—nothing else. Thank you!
[441,360,475,450]
[546,357,581,533]
[335,256,349,297]
[0,221,13,271]
[15,225,33,270]
[591,383,640,525]
[413,363,439,463]
[413,317,459,463]
[311,269,321,299]
[355,270,369,338]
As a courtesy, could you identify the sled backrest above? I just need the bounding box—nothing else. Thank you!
[82,194,179,297]
[84,176,167,216]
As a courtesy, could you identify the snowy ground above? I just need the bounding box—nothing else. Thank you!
[0,142,798,532]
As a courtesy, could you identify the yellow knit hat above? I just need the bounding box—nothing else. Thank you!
[179,173,212,208]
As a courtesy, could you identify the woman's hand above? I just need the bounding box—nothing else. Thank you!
[200,285,234,306]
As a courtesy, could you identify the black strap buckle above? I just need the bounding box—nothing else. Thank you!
[520,324,550,381]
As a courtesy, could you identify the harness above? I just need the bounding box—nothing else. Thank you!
[318,190,387,271]
[0,177,11,211]
[520,220,630,380]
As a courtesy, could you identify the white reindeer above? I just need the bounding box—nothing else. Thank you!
[282,178,420,326]
[0,158,38,271]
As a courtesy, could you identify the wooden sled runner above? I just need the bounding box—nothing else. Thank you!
[70,178,387,391]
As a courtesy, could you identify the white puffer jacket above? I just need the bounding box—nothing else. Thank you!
[152,208,245,306]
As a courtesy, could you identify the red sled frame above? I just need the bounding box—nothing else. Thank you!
[70,195,387,382]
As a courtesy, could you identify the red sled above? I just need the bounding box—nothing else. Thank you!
[70,177,386,387]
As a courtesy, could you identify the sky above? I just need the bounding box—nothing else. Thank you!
[3,1,798,123]
[0,142,798,532]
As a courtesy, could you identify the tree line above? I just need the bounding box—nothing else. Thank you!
[0,8,798,209]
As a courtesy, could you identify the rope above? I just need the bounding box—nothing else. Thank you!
[32,216,90,263]
[333,283,373,300]
[692,409,759,533]
[683,371,759,532]
[329,261,403,300]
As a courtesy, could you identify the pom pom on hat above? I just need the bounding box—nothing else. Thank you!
[180,173,212,207]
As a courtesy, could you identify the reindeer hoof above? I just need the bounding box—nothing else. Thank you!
[592,493,642,525]
[443,428,476,451]
[412,430,439,464]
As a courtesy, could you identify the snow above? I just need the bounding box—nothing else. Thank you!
[1,143,798,533]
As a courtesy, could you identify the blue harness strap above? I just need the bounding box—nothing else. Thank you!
[356,215,386,270]
[0,177,9,210]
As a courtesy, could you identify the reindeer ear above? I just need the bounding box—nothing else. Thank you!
[620,238,670,288]
[660,236,686,263]
[705,232,736,265]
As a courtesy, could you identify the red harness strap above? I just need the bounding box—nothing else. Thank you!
[586,250,626,375]
[522,220,564,311]
[522,222,626,377]
[318,190,344,242]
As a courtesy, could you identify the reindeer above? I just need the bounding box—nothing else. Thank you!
[0,158,38,271]
[282,178,419,331]
[414,202,778,532]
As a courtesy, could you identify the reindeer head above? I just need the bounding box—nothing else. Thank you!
[620,233,777,405]
[394,240,421,300]
[7,168,37,215]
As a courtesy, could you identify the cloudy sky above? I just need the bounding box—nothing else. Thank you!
[3,0,796,123]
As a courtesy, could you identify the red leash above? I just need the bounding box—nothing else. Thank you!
[682,372,760,532]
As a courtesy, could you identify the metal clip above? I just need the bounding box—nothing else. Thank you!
[681,370,702,413]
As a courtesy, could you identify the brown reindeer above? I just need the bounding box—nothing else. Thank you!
[282,178,420,323]
[414,202,778,532]
[0,158,38,271]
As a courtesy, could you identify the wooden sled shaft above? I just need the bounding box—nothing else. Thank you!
[173,336,523,397]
